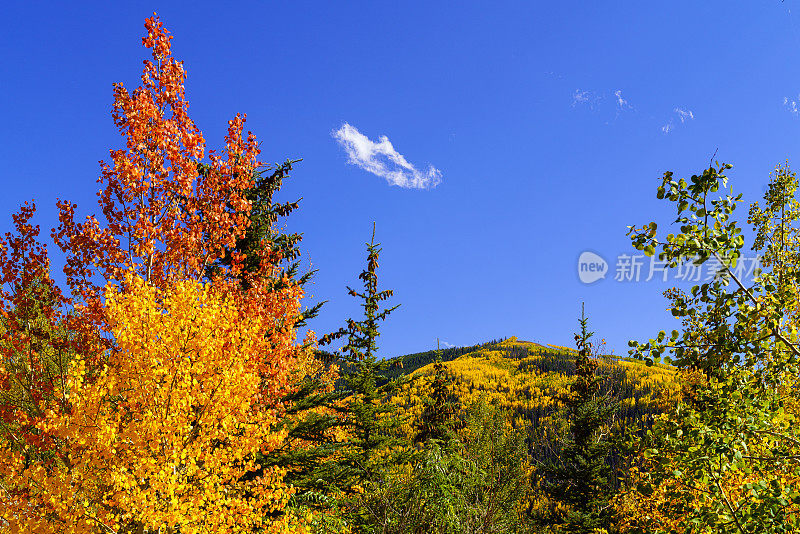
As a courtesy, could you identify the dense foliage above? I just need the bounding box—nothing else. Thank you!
[619,162,800,533]
[538,309,618,533]
[2,13,799,534]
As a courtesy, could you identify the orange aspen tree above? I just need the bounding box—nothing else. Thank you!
[0,203,98,481]
[0,14,313,533]
[53,14,264,325]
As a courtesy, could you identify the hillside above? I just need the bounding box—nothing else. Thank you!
[388,336,679,462]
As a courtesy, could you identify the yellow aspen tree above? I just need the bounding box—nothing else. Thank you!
[0,277,311,533]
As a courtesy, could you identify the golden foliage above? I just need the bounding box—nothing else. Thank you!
[0,277,313,533]
[0,15,316,532]
[392,337,678,442]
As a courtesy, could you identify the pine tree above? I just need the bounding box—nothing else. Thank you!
[541,305,618,533]
[204,160,353,509]
[318,224,405,509]
[415,340,462,446]
[204,158,322,324]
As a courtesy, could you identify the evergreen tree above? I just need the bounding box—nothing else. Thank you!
[318,224,406,523]
[204,158,321,324]
[415,341,462,446]
[541,305,618,533]
[202,159,348,509]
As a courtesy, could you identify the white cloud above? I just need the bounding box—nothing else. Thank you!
[572,89,594,107]
[440,340,454,348]
[572,89,631,113]
[661,108,695,134]
[332,123,442,189]
[614,90,631,110]
[675,108,695,123]
[785,96,799,115]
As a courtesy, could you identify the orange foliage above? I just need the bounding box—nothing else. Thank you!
[52,14,261,330]
[0,14,312,533]
[0,203,97,458]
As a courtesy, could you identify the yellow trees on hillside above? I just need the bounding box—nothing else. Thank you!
[392,338,677,441]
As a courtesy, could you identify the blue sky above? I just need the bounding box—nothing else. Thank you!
[3,1,800,358]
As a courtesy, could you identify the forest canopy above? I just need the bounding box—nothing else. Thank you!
[0,13,798,534]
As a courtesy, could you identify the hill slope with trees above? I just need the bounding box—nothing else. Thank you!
[388,337,678,462]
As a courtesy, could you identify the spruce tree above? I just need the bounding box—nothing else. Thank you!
[541,305,618,533]
[318,224,405,508]
[415,341,462,446]
[204,158,321,323]
[203,160,348,508]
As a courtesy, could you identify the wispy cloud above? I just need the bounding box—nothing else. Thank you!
[332,123,442,189]
[661,107,695,134]
[614,90,632,110]
[572,89,596,107]
[572,88,632,114]
[440,340,454,348]
[784,96,799,115]
[675,108,694,123]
